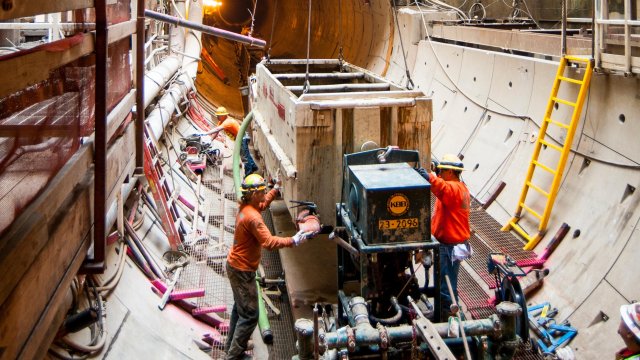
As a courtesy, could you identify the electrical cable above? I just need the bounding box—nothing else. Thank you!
[266,0,278,60]
[392,1,415,89]
[302,0,312,94]
[414,1,533,121]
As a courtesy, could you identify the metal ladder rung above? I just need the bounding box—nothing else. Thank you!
[558,76,584,85]
[547,117,570,129]
[552,97,577,107]
[509,221,534,242]
[538,139,563,152]
[532,160,557,175]
[526,181,550,197]
[564,55,590,63]
[520,203,543,220]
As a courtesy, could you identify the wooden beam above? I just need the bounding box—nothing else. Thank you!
[107,89,136,142]
[0,33,94,99]
[108,19,136,44]
[0,0,93,21]
[0,144,92,307]
[0,125,76,137]
[0,184,92,359]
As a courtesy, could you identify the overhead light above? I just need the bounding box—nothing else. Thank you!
[203,0,222,8]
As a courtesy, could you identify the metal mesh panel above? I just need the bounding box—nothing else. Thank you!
[261,209,298,359]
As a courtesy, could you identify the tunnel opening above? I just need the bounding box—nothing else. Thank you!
[196,0,393,115]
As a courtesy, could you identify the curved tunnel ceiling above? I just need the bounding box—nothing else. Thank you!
[195,0,393,117]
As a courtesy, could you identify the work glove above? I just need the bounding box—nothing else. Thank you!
[431,159,441,175]
[292,230,315,246]
[273,178,282,192]
[415,167,430,181]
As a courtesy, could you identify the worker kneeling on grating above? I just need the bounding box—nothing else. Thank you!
[415,154,472,320]
[225,174,316,359]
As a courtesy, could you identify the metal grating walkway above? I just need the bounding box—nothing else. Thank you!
[261,209,298,359]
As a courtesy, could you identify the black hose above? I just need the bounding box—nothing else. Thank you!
[369,297,402,326]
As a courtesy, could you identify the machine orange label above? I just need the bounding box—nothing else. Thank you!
[387,193,409,216]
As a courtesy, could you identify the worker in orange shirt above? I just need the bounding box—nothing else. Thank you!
[416,154,471,320]
[225,174,315,359]
[196,106,258,176]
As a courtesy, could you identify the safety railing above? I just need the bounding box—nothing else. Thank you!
[594,0,640,74]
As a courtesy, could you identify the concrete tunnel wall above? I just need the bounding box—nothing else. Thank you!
[194,2,640,357]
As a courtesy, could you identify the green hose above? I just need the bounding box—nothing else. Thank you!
[232,111,272,342]
[257,278,273,344]
[233,111,254,200]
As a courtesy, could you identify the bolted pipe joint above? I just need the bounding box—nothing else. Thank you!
[487,301,522,359]
[294,318,315,360]
[348,297,370,327]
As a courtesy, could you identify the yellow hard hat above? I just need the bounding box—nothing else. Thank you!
[241,174,266,194]
[437,153,465,171]
[215,106,229,116]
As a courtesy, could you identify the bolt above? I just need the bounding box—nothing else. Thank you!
[2,0,13,11]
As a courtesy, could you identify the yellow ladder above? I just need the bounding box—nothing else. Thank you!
[502,55,593,250]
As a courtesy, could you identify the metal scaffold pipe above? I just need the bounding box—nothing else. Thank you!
[144,9,267,48]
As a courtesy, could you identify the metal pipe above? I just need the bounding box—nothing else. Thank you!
[144,9,266,48]
[144,46,168,66]
[308,98,415,110]
[91,0,108,270]
[135,0,145,172]
[124,220,165,279]
[274,72,365,80]
[321,314,498,352]
[445,275,472,360]
[295,319,315,360]
[287,83,390,93]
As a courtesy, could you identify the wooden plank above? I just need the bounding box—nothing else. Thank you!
[379,107,393,147]
[106,89,135,142]
[0,33,95,99]
[341,108,354,154]
[0,144,92,307]
[0,124,76,137]
[0,185,92,360]
[105,124,136,210]
[108,19,136,44]
[397,98,432,167]
[295,109,337,226]
[0,0,93,20]
[353,107,381,152]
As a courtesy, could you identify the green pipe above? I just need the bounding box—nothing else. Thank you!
[257,278,273,343]
[233,111,254,200]
[232,111,272,342]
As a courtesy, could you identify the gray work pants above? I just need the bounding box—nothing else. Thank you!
[225,262,258,360]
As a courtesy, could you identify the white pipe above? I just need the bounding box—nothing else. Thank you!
[146,0,203,140]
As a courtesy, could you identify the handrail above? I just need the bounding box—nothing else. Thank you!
[594,0,640,75]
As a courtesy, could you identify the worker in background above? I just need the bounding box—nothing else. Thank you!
[225,174,316,359]
[415,154,471,320]
[617,302,640,359]
[196,106,258,176]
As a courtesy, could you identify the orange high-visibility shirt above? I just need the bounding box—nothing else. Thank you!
[226,189,293,271]
[428,172,470,245]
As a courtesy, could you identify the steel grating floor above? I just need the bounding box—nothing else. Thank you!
[260,209,298,360]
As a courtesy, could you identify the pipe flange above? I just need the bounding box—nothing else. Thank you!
[377,323,389,350]
[500,338,521,349]
[496,301,522,316]
[346,326,356,353]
